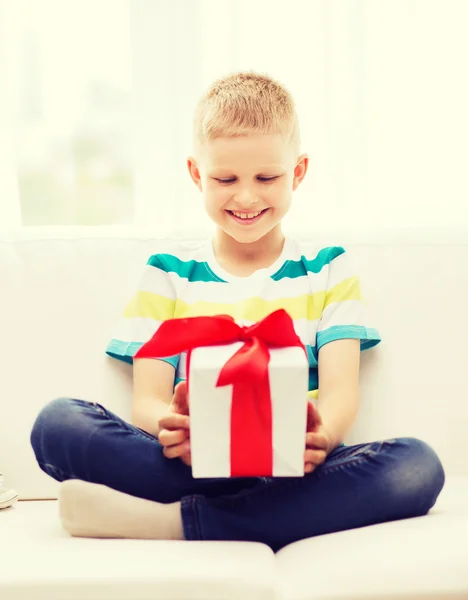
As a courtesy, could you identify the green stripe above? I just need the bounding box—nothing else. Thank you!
[308,368,319,393]
[148,254,227,283]
[316,326,382,352]
[306,344,318,368]
[271,246,346,281]
[148,246,345,283]
[105,339,180,368]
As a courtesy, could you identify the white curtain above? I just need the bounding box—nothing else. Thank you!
[0,0,21,226]
[1,0,467,232]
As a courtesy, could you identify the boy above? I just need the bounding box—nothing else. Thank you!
[31,72,445,551]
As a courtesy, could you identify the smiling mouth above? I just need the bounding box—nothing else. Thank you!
[227,208,269,223]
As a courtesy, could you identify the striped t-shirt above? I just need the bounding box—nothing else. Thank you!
[105,237,382,399]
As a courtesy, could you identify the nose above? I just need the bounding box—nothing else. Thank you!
[233,187,259,207]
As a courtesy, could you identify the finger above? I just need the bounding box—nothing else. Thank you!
[159,413,190,431]
[163,441,191,459]
[180,451,192,466]
[158,428,188,447]
[159,413,189,431]
[304,462,316,474]
[306,431,329,450]
[304,448,327,466]
[172,381,189,416]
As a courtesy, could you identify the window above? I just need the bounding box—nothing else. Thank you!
[2,0,133,226]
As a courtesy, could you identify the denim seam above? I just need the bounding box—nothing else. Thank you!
[180,497,193,540]
[129,428,160,444]
[193,495,206,540]
[181,495,204,540]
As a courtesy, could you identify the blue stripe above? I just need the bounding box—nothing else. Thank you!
[106,330,379,376]
[271,246,346,281]
[306,344,318,368]
[308,368,319,393]
[316,326,382,352]
[105,339,180,368]
[148,254,227,283]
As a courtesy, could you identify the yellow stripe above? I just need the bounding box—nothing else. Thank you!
[123,291,175,321]
[173,276,361,322]
[324,276,361,308]
[173,294,321,322]
[122,276,360,324]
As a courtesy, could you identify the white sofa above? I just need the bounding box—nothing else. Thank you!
[1,225,467,600]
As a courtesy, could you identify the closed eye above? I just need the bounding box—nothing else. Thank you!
[214,177,278,184]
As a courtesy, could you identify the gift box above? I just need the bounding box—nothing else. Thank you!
[189,342,308,478]
[134,309,309,478]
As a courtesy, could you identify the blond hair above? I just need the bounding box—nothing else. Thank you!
[193,71,300,156]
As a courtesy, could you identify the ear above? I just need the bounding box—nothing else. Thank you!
[292,153,309,191]
[187,157,203,192]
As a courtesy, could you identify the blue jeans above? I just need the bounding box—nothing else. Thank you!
[30,397,445,552]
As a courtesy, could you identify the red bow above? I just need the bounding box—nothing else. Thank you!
[135,309,306,476]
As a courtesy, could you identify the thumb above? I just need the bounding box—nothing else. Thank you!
[172,381,189,416]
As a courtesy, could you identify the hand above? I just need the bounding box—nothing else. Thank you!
[304,401,333,474]
[158,381,192,466]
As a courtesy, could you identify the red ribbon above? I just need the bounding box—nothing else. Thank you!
[134,309,306,476]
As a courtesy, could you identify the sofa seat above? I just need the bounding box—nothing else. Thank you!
[2,475,468,600]
[1,500,276,600]
[276,475,468,600]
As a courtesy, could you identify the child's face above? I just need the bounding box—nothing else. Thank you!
[188,133,308,245]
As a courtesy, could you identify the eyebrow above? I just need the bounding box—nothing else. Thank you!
[209,165,285,174]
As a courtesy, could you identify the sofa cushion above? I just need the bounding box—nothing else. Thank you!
[276,475,468,600]
[1,500,276,600]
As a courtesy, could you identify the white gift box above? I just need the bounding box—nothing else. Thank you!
[188,342,309,479]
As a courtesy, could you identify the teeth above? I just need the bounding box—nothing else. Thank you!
[231,210,262,219]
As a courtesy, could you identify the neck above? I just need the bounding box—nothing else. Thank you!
[214,225,285,265]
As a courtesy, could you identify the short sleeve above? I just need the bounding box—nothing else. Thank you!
[105,254,180,369]
[316,247,382,353]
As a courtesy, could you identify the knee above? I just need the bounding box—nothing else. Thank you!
[385,436,445,516]
[30,397,85,459]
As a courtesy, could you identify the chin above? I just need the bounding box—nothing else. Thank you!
[226,228,273,245]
